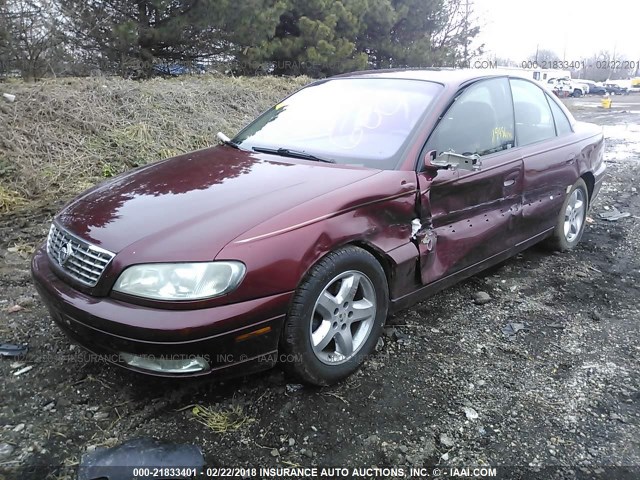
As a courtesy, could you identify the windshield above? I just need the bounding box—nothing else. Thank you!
[232,78,442,169]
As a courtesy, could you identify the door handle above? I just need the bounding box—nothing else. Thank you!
[566,155,576,164]
[503,179,516,187]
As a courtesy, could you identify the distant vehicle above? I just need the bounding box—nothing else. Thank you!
[579,80,607,95]
[532,69,572,83]
[571,80,590,97]
[588,84,607,95]
[603,83,628,95]
[579,80,597,93]
[548,77,588,97]
[547,78,574,97]
[153,63,206,77]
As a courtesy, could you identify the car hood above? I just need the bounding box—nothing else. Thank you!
[56,146,380,262]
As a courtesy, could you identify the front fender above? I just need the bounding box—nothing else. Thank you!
[216,170,420,304]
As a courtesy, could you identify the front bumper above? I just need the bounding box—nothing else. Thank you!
[31,246,292,378]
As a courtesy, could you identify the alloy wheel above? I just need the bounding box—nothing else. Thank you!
[309,270,377,365]
[564,188,586,243]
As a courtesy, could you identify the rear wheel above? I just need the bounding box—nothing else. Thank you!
[280,246,388,385]
[546,178,589,251]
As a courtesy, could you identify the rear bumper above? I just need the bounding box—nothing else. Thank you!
[31,246,292,378]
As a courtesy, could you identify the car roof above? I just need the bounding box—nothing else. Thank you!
[331,68,534,87]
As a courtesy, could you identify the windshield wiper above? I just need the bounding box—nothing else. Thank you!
[252,146,336,164]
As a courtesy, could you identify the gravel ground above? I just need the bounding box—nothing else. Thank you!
[0,97,639,480]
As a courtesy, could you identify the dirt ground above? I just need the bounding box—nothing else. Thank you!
[0,96,639,480]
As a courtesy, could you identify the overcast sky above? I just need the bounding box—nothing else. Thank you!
[473,0,640,61]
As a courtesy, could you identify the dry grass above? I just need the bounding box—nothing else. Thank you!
[0,185,27,213]
[7,240,36,258]
[189,404,252,433]
[0,75,309,206]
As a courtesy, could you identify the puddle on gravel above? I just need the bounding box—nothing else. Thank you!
[603,123,640,162]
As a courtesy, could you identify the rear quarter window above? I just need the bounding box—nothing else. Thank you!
[510,79,556,146]
[546,94,573,136]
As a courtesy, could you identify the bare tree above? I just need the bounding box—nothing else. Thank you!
[0,2,7,75]
[528,48,561,65]
[431,0,483,67]
[0,0,65,80]
[576,51,635,81]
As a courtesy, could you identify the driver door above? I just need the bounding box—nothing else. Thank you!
[415,77,524,285]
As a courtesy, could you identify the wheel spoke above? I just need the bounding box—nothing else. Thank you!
[334,329,354,357]
[574,199,584,212]
[574,216,583,233]
[335,273,360,304]
[349,299,375,324]
[569,190,578,207]
[311,320,334,351]
[316,291,339,319]
[565,205,573,221]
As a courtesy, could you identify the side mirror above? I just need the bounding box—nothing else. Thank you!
[425,152,482,171]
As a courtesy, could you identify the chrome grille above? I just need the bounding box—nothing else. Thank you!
[46,223,115,287]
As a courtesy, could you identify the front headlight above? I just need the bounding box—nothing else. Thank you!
[113,261,246,301]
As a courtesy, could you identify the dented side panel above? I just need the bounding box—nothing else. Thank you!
[518,137,581,241]
[416,153,524,285]
[217,170,422,304]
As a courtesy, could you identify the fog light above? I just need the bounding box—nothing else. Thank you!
[119,353,210,374]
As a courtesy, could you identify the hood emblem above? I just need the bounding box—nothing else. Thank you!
[58,241,74,266]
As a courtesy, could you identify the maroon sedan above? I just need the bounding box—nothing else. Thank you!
[32,69,605,385]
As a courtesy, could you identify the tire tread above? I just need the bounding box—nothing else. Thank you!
[280,246,387,385]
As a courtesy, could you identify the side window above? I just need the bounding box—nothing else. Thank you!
[510,79,556,146]
[546,94,572,136]
[425,78,515,157]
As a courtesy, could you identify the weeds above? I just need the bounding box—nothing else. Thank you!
[0,75,309,203]
[7,241,35,258]
[189,404,252,433]
[0,185,27,213]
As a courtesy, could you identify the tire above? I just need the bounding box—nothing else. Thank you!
[545,178,589,251]
[280,246,388,385]
[572,89,582,98]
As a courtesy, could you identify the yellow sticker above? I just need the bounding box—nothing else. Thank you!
[492,127,512,144]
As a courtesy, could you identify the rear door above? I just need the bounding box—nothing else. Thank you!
[416,77,524,285]
[509,78,580,242]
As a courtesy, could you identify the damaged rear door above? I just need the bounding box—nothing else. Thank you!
[509,78,583,241]
[414,77,524,285]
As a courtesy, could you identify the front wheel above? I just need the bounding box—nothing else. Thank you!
[545,178,589,251]
[280,246,388,385]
